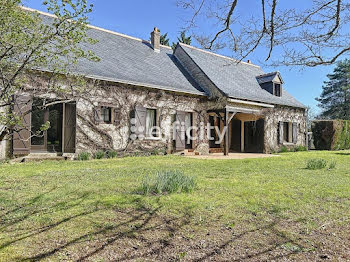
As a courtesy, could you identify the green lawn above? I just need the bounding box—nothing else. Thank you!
[1,151,350,261]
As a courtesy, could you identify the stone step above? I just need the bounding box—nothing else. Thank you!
[12,152,67,163]
[184,150,200,156]
[28,152,59,158]
[23,156,66,162]
[209,148,224,154]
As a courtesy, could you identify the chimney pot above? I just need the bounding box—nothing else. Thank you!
[247,60,252,64]
[151,27,160,53]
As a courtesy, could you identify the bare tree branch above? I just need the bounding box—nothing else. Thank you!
[179,0,350,67]
[206,0,238,49]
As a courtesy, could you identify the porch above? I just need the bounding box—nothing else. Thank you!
[208,105,266,155]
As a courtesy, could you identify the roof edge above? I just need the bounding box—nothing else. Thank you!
[84,75,206,96]
[179,43,261,68]
[20,6,173,50]
[175,43,228,98]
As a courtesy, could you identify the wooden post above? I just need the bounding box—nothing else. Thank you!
[224,109,229,156]
[241,120,245,153]
[62,103,66,153]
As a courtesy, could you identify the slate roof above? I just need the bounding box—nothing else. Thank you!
[77,28,204,95]
[38,13,204,96]
[32,8,304,108]
[256,72,284,84]
[178,44,305,108]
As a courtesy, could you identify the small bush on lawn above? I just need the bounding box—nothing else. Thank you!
[306,158,327,170]
[329,161,337,169]
[140,170,196,195]
[296,145,307,152]
[279,146,289,153]
[94,150,105,159]
[107,150,118,158]
[77,152,91,161]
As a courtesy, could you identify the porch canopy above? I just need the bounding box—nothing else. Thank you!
[207,105,265,155]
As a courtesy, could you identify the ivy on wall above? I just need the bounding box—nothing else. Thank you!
[333,120,350,150]
[312,120,350,150]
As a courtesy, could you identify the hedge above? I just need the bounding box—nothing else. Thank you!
[312,120,350,150]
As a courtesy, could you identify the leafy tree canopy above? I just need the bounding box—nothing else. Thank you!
[0,0,98,140]
[172,31,191,49]
[317,59,350,120]
[160,32,170,46]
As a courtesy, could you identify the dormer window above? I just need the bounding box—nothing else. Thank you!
[256,72,284,97]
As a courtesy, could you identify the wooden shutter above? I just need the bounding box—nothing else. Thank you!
[94,107,103,124]
[175,111,186,151]
[278,122,284,144]
[13,95,32,155]
[134,105,146,137]
[63,103,76,153]
[113,108,120,125]
[292,122,298,143]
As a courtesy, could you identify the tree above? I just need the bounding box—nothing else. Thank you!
[0,0,98,141]
[172,30,192,49]
[316,59,350,119]
[178,0,350,67]
[160,32,170,46]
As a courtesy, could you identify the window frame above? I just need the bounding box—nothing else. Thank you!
[282,122,293,143]
[145,108,158,138]
[101,106,112,124]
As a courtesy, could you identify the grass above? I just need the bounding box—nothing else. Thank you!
[0,150,350,261]
[140,170,196,195]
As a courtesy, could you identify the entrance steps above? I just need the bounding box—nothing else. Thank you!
[13,152,67,163]
[176,149,200,156]
[209,148,224,154]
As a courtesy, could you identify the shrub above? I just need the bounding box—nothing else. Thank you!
[306,158,327,170]
[94,150,105,159]
[77,152,91,161]
[312,120,350,150]
[329,161,337,169]
[295,145,307,152]
[279,146,289,153]
[107,150,118,159]
[140,170,196,195]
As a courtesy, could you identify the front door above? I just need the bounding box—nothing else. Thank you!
[31,100,49,152]
[63,102,76,153]
[31,99,64,153]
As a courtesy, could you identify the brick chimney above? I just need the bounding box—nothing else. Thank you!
[151,27,160,53]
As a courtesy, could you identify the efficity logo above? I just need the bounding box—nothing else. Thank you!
[129,118,227,144]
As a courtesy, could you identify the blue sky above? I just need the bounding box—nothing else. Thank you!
[23,0,335,113]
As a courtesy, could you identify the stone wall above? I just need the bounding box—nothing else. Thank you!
[263,106,307,153]
[75,82,211,155]
[2,74,307,158]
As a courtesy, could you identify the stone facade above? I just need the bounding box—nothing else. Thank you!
[74,82,211,155]
[263,106,307,153]
[0,77,307,159]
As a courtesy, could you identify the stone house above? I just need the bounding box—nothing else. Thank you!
[1,8,307,159]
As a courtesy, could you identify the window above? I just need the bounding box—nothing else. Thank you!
[274,83,281,97]
[145,108,157,137]
[101,107,112,124]
[281,121,297,144]
[283,122,290,142]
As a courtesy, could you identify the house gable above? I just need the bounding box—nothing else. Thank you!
[177,44,305,109]
[173,44,224,99]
